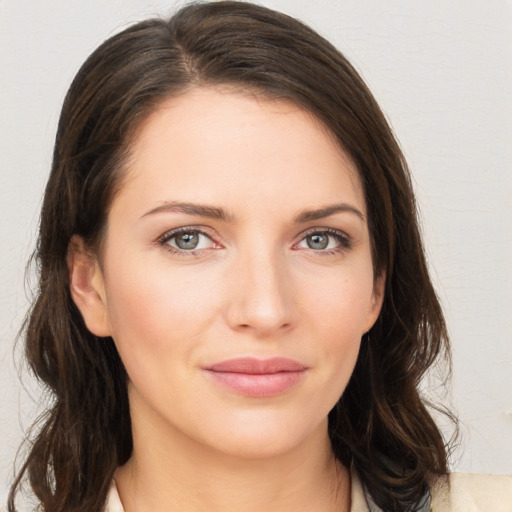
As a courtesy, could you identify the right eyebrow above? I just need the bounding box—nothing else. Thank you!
[140,201,234,222]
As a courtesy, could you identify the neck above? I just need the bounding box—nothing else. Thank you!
[114,398,350,512]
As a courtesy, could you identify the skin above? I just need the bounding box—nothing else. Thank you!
[69,87,384,512]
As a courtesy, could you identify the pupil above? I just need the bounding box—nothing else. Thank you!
[308,234,328,250]
[176,232,199,250]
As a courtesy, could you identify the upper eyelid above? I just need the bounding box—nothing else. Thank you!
[157,225,216,243]
[297,226,351,240]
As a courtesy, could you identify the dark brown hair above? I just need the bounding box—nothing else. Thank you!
[10,2,455,511]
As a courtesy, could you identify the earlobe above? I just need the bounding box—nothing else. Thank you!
[67,235,112,337]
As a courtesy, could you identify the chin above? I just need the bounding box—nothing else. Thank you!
[199,409,328,460]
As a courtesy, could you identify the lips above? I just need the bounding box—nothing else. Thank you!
[204,357,307,398]
[207,357,307,374]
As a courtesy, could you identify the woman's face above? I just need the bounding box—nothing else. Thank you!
[73,87,383,458]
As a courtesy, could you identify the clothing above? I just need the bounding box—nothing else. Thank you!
[105,470,512,511]
[428,472,512,512]
[105,480,124,512]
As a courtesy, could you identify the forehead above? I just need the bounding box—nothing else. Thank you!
[117,86,365,216]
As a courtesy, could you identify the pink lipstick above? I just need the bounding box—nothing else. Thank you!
[204,357,307,398]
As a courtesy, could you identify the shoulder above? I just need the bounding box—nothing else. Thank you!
[350,468,512,512]
[430,472,512,512]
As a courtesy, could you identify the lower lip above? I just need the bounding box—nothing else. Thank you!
[204,370,305,398]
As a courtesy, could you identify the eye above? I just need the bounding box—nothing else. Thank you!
[158,228,218,253]
[304,233,331,250]
[296,229,351,252]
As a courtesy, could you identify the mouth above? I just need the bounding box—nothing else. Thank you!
[203,357,308,398]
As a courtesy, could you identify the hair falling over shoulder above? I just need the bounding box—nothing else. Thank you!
[9,2,457,511]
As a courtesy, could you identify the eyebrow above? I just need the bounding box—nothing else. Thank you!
[294,203,366,223]
[141,201,234,221]
[141,201,365,223]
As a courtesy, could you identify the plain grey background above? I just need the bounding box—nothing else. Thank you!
[1,0,511,503]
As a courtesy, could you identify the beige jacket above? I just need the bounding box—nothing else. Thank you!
[105,471,512,511]
[350,470,512,511]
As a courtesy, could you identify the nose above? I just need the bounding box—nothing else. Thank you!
[224,246,295,337]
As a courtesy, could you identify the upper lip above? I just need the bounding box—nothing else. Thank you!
[205,357,307,374]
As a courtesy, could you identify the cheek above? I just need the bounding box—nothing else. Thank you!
[102,256,221,369]
[303,267,375,336]
[299,265,374,396]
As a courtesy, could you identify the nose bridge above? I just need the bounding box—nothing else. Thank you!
[226,238,293,335]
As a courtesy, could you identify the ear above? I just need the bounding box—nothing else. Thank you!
[67,235,112,337]
[363,271,386,334]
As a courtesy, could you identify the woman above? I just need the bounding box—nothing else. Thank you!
[8,2,511,511]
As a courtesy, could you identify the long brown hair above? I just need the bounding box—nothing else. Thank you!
[10,2,455,511]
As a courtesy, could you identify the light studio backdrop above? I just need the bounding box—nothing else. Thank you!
[1,0,511,503]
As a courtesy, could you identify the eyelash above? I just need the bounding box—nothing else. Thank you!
[296,227,353,256]
[156,226,353,256]
[157,226,218,256]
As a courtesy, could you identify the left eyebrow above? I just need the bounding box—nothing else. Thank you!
[294,203,366,223]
